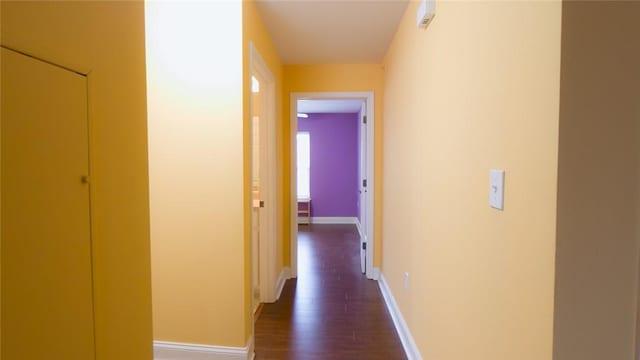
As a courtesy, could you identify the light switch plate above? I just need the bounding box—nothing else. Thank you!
[489,169,505,210]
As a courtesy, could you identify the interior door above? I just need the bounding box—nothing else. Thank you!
[1,47,95,359]
[257,76,270,298]
[359,101,367,274]
[251,48,277,303]
[251,75,261,312]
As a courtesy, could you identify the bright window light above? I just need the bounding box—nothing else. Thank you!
[251,76,260,93]
[297,132,310,199]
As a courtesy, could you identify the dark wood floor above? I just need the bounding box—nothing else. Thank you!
[255,224,407,359]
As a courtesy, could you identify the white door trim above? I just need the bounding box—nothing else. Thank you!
[154,337,254,360]
[249,43,278,306]
[289,91,375,279]
[358,101,367,274]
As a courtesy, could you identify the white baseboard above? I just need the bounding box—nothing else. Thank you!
[355,219,364,238]
[378,273,422,360]
[309,216,358,224]
[275,267,290,300]
[370,267,380,280]
[154,337,254,360]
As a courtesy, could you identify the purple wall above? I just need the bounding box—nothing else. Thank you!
[298,113,359,217]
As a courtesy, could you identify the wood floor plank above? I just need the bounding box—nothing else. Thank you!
[255,224,407,359]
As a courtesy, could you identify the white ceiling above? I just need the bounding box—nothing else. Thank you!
[297,99,363,114]
[255,0,410,64]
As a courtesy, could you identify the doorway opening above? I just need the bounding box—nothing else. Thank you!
[249,43,278,318]
[289,92,376,280]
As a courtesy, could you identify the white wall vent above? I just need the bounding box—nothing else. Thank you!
[417,0,436,29]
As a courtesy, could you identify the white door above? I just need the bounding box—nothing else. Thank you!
[250,44,278,308]
[251,75,263,312]
[2,47,95,359]
[359,101,367,274]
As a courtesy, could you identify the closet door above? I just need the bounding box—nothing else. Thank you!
[2,47,95,360]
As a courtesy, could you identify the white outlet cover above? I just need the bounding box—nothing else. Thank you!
[404,272,410,290]
[489,169,505,210]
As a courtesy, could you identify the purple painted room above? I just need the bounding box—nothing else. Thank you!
[298,112,360,219]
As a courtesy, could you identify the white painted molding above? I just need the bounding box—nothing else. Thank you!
[371,267,381,280]
[378,274,422,360]
[275,267,291,300]
[309,217,358,224]
[154,337,254,360]
[297,216,358,224]
[355,219,364,238]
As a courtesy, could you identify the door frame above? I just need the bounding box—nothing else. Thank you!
[636,235,640,360]
[249,43,278,303]
[289,91,376,279]
[358,101,367,274]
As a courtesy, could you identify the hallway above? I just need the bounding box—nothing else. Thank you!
[255,224,406,359]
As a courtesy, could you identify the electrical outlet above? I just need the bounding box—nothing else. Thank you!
[404,272,410,290]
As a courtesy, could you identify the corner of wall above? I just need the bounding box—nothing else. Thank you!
[242,0,285,343]
[147,0,246,348]
[553,2,640,359]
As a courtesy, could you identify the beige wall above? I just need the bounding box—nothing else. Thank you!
[146,1,247,347]
[382,2,562,359]
[553,2,640,359]
[243,0,284,340]
[1,2,152,359]
[282,64,384,267]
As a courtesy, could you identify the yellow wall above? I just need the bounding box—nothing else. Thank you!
[146,1,248,347]
[1,2,152,359]
[242,0,285,339]
[282,64,384,267]
[0,3,3,357]
[382,2,561,359]
[0,4,3,358]
[553,2,640,359]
